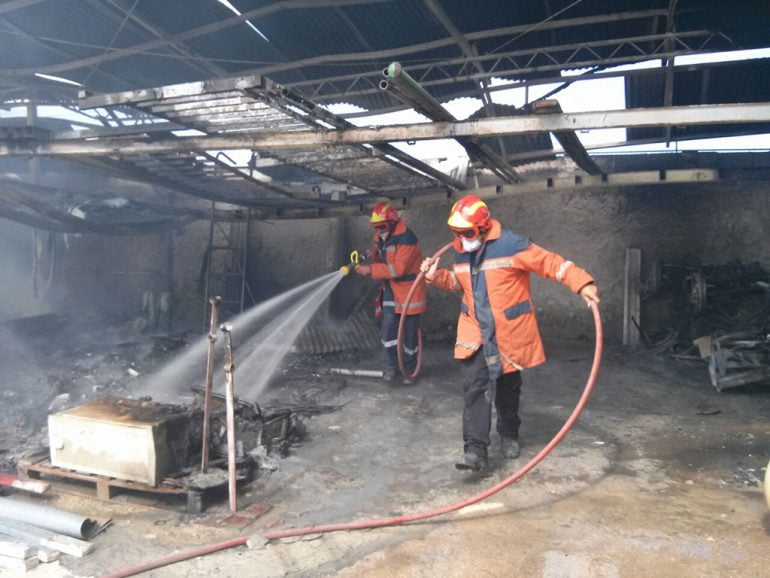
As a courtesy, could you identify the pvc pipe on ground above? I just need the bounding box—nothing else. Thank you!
[0,520,93,558]
[328,368,384,378]
[0,497,104,539]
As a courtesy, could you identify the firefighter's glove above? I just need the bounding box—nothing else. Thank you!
[354,264,372,276]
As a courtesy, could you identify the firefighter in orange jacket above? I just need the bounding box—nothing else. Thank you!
[355,202,427,383]
[421,195,600,471]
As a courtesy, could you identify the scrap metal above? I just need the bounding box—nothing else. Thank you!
[643,259,770,391]
[707,333,770,392]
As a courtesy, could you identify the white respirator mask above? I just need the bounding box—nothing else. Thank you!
[461,237,482,252]
[378,231,390,241]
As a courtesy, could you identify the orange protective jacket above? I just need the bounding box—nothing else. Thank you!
[370,218,427,315]
[429,219,593,378]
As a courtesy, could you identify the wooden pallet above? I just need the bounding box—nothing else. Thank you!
[17,454,230,513]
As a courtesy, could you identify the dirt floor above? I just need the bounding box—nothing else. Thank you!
[2,331,769,578]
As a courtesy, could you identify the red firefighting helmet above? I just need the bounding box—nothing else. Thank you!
[369,202,399,226]
[447,195,491,235]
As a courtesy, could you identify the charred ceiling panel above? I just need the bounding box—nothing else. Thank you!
[626,59,770,141]
[77,75,452,207]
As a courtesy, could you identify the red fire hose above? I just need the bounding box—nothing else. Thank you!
[103,250,603,578]
[397,241,454,379]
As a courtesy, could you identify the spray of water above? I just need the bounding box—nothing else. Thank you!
[234,270,344,400]
[139,271,341,402]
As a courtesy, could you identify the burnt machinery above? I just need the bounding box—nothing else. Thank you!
[641,259,770,391]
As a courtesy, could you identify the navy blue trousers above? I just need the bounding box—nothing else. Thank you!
[460,350,522,456]
[380,307,420,373]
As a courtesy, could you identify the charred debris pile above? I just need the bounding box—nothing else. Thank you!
[640,259,770,391]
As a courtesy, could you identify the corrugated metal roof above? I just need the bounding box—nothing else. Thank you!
[626,59,770,141]
[1,0,767,110]
[249,0,447,59]
[5,0,154,60]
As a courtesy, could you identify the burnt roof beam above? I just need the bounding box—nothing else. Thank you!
[0,178,203,234]
[79,75,267,109]
[147,168,727,221]
[61,154,327,211]
[381,62,521,183]
[7,103,770,156]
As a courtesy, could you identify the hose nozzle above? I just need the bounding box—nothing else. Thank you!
[339,250,360,276]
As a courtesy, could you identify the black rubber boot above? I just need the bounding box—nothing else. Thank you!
[500,437,520,459]
[455,450,488,471]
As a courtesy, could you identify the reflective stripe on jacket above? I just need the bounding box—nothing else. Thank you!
[370,218,427,315]
[429,218,593,378]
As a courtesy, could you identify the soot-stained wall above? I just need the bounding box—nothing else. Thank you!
[52,231,172,321]
[16,181,769,341]
[0,221,51,320]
